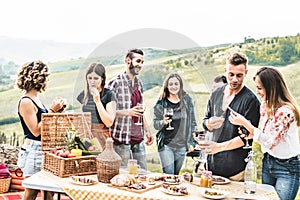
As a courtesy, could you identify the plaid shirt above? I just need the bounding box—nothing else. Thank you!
[108,72,143,144]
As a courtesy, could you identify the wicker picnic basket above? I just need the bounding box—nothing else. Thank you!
[41,113,97,178]
[96,138,121,183]
[0,177,11,193]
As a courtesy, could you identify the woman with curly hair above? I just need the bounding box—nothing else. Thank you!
[16,61,65,200]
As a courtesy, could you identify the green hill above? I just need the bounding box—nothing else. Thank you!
[2,33,300,139]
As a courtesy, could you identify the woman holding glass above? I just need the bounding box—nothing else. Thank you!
[229,67,300,200]
[153,72,198,175]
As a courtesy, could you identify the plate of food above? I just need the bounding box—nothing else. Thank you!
[70,176,98,186]
[161,184,188,196]
[163,175,182,185]
[199,187,230,199]
[212,175,231,185]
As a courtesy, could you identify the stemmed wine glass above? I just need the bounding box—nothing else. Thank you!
[241,126,252,149]
[135,103,145,125]
[164,108,174,130]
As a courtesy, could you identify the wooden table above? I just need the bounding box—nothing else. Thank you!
[22,170,279,200]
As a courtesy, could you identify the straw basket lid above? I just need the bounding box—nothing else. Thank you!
[96,138,121,162]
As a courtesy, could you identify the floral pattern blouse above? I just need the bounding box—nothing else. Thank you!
[253,103,300,159]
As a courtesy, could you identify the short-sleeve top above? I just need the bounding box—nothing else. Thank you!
[77,88,117,124]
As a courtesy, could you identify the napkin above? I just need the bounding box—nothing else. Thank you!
[0,163,10,178]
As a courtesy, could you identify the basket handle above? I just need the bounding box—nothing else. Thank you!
[74,159,95,168]
[14,168,23,177]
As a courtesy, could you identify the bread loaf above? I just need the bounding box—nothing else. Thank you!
[110,174,136,187]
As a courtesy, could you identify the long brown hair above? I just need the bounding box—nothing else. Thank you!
[83,63,106,105]
[160,72,186,110]
[254,67,300,126]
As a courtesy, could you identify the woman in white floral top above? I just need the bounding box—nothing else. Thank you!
[229,66,300,200]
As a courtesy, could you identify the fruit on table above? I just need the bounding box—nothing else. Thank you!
[71,146,82,157]
[67,153,76,158]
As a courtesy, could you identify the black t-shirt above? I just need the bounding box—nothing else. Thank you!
[203,85,260,178]
[164,99,187,148]
[77,88,117,124]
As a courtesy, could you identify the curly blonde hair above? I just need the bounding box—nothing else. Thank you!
[16,60,50,92]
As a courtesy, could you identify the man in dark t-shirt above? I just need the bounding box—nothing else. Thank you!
[200,52,260,181]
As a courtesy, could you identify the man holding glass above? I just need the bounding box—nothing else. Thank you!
[199,52,260,181]
[108,48,153,170]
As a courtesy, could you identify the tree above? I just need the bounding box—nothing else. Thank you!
[279,40,296,63]
[184,60,189,66]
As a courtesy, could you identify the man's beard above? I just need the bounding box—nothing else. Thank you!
[129,62,141,76]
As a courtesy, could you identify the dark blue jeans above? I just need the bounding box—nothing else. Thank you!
[262,153,300,200]
[158,144,186,175]
[113,141,147,170]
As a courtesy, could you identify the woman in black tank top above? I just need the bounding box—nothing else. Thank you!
[16,61,65,200]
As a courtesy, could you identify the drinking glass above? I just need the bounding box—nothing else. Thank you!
[194,131,213,171]
[212,105,225,129]
[197,133,208,163]
[135,103,145,125]
[164,108,174,130]
[241,126,252,149]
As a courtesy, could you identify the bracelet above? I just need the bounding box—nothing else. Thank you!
[49,108,56,113]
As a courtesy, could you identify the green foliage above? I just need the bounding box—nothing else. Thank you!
[0,117,19,125]
[243,34,300,66]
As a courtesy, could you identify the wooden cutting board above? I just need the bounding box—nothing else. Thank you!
[108,181,163,194]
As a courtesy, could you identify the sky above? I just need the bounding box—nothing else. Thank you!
[1,0,299,47]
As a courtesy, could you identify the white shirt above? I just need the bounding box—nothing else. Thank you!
[253,104,300,159]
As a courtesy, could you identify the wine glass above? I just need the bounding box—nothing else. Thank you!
[241,126,252,149]
[164,108,174,130]
[134,103,145,125]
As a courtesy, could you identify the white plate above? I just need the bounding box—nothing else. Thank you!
[212,175,231,185]
[163,175,182,185]
[161,188,187,196]
[199,187,230,199]
[70,176,97,186]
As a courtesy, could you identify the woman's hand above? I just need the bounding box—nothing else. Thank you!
[188,145,194,153]
[90,87,100,103]
[228,108,254,139]
[228,108,246,126]
[163,114,172,125]
[50,97,66,113]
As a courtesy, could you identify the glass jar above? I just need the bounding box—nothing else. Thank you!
[200,170,213,188]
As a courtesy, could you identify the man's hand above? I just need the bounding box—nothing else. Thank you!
[146,134,154,146]
[198,141,220,154]
[207,116,225,130]
[128,105,144,117]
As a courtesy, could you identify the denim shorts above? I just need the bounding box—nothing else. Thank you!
[17,139,42,177]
